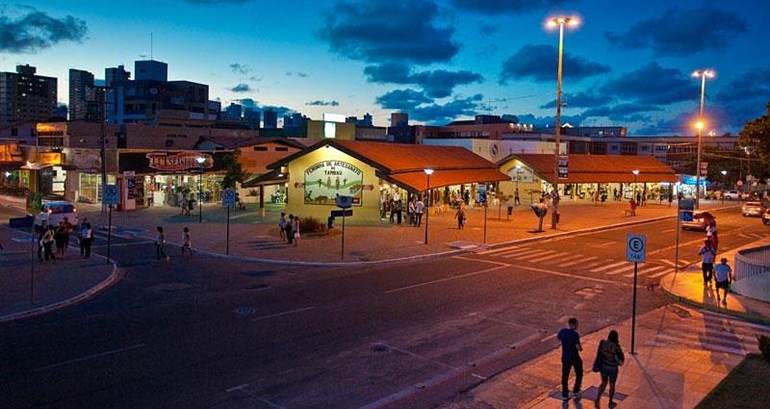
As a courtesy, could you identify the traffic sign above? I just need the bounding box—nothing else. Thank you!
[223,188,236,208]
[103,184,120,205]
[331,209,353,218]
[335,195,354,209]
[558,155,569,179]
[626,233,647,263]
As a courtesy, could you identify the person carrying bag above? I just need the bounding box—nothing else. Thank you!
[593,330,625,408]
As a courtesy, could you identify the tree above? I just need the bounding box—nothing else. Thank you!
[220,149,249,189]
[738,102,770,180]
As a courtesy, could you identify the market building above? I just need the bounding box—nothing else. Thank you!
[497,154,678,204]
[248,139,509,224]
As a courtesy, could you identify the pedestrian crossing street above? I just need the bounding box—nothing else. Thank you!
[647,309,770,356]
[477,244,690,280]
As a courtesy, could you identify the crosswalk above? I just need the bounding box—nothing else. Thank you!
[647,309,770,356]
[478,244,693,281]
[739,231,766,241]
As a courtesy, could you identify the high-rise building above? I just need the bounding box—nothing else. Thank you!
[243,107,261,128]
[263,109,278,129]
[224,103,242,120]
[69,69,95,120]
[0,65,57,126]
[134,60,168,82]
[390,112,408,127]
[105,65,130,87]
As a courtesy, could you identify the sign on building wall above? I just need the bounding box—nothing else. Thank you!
[303,161,363,206]
[118,151,229,174]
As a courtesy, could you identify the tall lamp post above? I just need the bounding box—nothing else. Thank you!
[632,169,640,202]
[546,15,579,228]
[692,69,715,209]
[424,168,433,245]
[720,170,727,205]
[196,156,206,223]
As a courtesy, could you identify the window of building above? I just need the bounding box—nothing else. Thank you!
[275,147,289,152]
[253,146,268,151]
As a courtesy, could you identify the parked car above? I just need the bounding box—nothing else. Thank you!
[742,201,764,217]
[34,201,78,227]
[723,190,741,200]
[682,210,709,231]
[763,208,770,225]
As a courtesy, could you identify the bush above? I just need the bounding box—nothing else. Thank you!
[299,217,325,234]
[758,335,770,363]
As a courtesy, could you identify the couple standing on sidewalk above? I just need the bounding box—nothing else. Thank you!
[698,238,734,306]
[559,318,625,408]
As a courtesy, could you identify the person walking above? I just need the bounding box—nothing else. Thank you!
[415,197,425,227]
[714,258,734,305]
[285,215,294,245]
[514,188,521,206]
[698,238,717,287]
[181,227,193,256]
[408,198,416,226]
[292,216,300,247]
[593,330,625,409]
[455,205,466,230]
[558,317,583,401]
[54,222,68,258]
[42,227,56,262]
[155,226,169,262]
[278,212,287,242]
[81,221,93,258]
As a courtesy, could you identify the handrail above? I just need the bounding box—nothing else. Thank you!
[734,244,770,282]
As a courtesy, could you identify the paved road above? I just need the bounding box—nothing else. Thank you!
[0,207,765,409]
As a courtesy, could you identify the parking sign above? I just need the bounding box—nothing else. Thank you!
[626,233,647,263]
[103,184,120,205]
[223,188,236,208]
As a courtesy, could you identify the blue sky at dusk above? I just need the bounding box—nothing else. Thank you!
[2,0,769,134]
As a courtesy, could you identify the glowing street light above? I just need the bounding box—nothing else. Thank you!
[545,15,580,229]
[632,169,640,202]
[423,168,434,245]
[692,69,715,209]
[196,156,206,223]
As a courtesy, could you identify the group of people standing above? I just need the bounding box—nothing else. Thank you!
[37,218,94,262]
[698,217,734,305]
[559,318,625,408]
[278,213,301,246]
[154,225,195,262]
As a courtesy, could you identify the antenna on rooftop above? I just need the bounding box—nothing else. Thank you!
[150,32,154,60]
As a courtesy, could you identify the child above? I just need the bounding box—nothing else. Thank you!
[714,258,733,305]
[181,227,193,256]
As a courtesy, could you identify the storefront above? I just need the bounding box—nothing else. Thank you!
[261,139,508,224]
[0,142,24,196]
[497,154,677,203]
[116,150,232,209]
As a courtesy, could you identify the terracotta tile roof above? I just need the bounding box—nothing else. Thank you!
[499,154,677,184]
[387,169,509,191]
[196,135,305,150]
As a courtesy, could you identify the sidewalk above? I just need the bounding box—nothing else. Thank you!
[77,200,730,264]
[439,305,770,409]
[660,237,770,325]
[0,226,119,322]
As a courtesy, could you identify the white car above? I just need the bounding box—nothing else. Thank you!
[34,201,79,227]
[723,190,741,200]
[742,202,763,217]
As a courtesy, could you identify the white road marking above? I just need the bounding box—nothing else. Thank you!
[661,228,675,234]
[384,342,458,370]
[385,265,509,293]
[512,264,636,287]
[256,397,288,409]
[251,306,316,322]
[34,343,146,372]
[503,249,554,259]
[497,247,543,258]
[591,241,617,248]
[557,256,597,268]
[605,265,635,276]
[476,245,522,255]
[91,240,155,248]
[523,252,565,263]
[590,261,628,273]
[452,255,511,267]
[623,265,667,278]
[512,250,558,261]
[226,384,250,393]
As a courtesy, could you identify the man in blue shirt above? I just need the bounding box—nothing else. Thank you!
[558,317,583,401]
[714,258,733,305]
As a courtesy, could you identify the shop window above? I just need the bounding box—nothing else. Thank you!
[253,146,268,151]
[275,147,289,152]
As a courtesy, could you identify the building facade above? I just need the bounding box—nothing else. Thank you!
[0,65,57,126]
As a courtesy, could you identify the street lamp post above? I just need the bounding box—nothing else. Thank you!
[632,169,640,203]
[546,16,579,229]
[423,169,433,245]
[692,69,715,209]
[196,156,206,223]
[720,170,727,205]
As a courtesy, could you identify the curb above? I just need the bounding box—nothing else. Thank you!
[0,226,123,324]
[98,204,741,268]
[659,273,770,327]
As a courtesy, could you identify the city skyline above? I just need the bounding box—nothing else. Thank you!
[3,0,769,133]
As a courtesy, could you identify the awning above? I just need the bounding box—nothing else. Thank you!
[499,154,677,184]
[385,168,509,192]
[242,169,287,188]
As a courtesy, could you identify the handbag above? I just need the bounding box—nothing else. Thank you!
[592,341,603,372]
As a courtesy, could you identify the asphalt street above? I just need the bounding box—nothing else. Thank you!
[0,206,766,409]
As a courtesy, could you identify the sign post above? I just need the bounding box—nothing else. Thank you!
[335,196,353,260]
[103,184,120,263]
[478,185,488,244]
[626,233,647,355]
[223,188,236,255]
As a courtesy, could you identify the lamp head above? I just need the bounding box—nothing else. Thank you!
[195,156,206,165]
[694,120,705,131]
[546,16,579,29]
[424,168,434,176]
[632,170,640,176]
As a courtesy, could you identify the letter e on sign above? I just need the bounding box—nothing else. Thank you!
[626,233,646,263]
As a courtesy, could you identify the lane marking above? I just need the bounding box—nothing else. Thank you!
[251,306,316,322]
[226,384,250,393]
[512,264,635,287]
[557,256,598,268]
[622,265,667,278]
[523,252,565,263]
[503,249,554,259]
[452,255,510,267]
[591,241,617,248]
[91,240,155,248]
[511,250,557,261]
[383,342,458,370]
[496,247,543,258]
[256,397,288,409]
[385,265,508,294]
[661,228,675,234]
[477,245,522,256]
[605,265,635,276]
[648,269,675,278]
[468,312,525,328]
[590,261,627,273]
[34,343,146,372]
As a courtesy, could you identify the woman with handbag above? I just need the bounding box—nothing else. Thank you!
[593,330,625,408]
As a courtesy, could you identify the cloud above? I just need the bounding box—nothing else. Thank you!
[599,62,698,105]
[450,0,575,15]
[635,112,694,135]
[318,0,459,64]
[285,71,309,77]
[0,8,87,53]
[605,8,747,56]
[540,91,607,109]
[715,68,770,127]
[234,98,296,117]
[230,83,252,92]
[306,100,340,107]
[365,62,483,98]
[582,103,661,122]
[411,94,485,124]
[500,44,610,83]
[229,63,250,75]
[375,89,433,112]
[479,24,498,35]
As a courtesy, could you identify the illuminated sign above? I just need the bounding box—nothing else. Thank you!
[146,152,213,172]
[303,161,363,206]
[38,152,62,165]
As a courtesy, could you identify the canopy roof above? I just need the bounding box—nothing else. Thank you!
[267,139,508,191]
[499,154,677,184]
